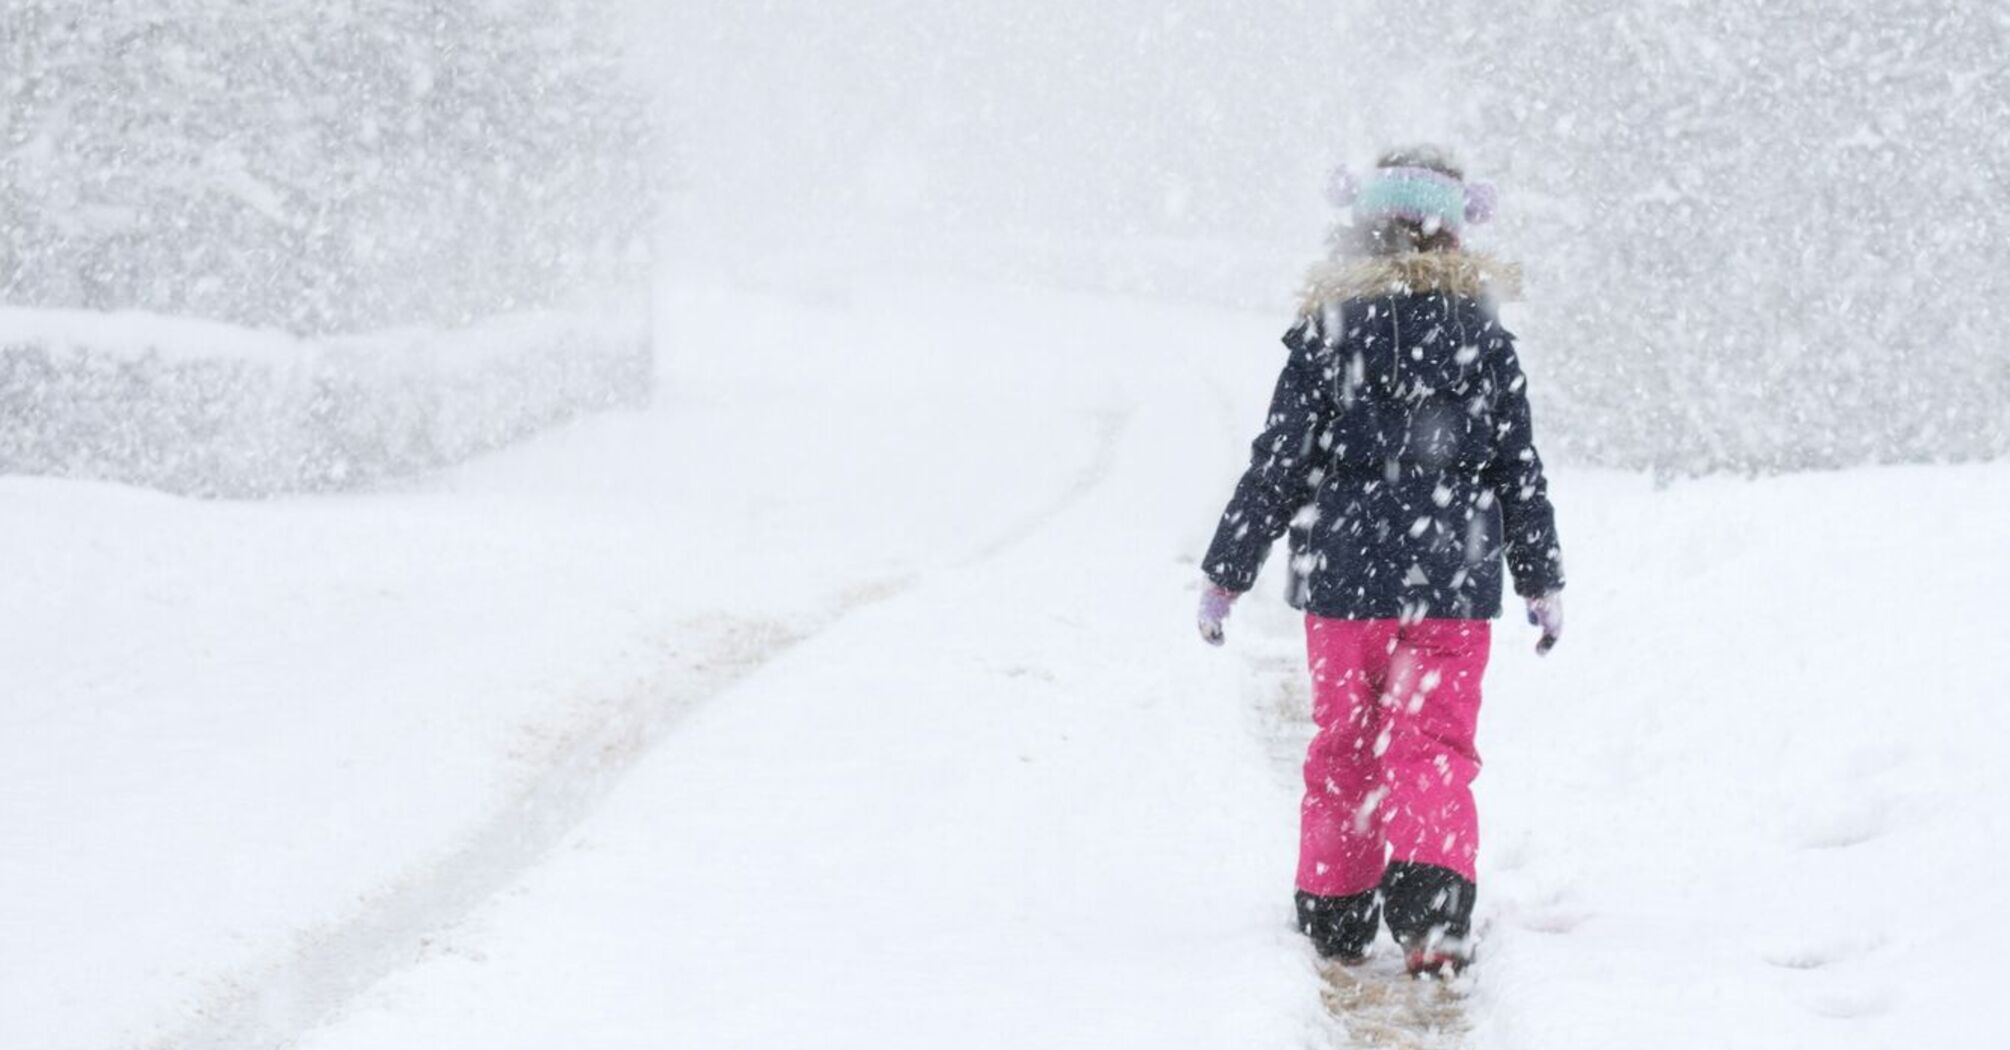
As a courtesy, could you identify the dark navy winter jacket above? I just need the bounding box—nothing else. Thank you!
[1203,254,1563,620]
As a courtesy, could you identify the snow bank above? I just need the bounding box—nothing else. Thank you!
[1463,464,2010,1049]
[0,307,650,497]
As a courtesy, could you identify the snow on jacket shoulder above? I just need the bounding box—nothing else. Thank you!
[1202,251,1563,621]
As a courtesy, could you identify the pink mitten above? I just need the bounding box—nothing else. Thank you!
[1197,583,1240,647]
[1525,592,1564,655]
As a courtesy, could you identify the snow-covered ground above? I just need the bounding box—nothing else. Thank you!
[6,275,2006,1049]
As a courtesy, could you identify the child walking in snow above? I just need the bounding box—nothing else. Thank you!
[1196,146,1564,976]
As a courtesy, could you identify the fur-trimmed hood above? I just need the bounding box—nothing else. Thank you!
[1299,251,1522,314]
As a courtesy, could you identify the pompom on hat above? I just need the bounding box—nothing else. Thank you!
[1325,167,1362,208]
[1462,179,1497,225]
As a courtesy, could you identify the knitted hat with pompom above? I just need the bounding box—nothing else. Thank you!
[1326,145,1497,244]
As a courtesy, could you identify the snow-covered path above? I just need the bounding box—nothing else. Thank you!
[7,277,2008,1049]
[294,352,1322,1049]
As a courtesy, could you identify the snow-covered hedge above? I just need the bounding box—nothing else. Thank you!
[1,0,654,336]
[0,308,650,497]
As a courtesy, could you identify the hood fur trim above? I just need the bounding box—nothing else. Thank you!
[1299,252,1522,313]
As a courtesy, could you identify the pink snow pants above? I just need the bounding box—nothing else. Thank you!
[1296,616,1490,898]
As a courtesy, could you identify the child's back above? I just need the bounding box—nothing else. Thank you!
[1208,249,1557,622]
[1194,145,1566,974]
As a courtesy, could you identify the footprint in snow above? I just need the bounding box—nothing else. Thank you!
[1761,933,1885,971]
[1506,883,1593,935]
[1515,907,1593,935]
[1804,984,1899,1020]
[1792,799,1892,850]
[1841,741,1911,779]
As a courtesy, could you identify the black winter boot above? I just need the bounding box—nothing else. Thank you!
[1295,888,1380,963]
[1380,861,1475,975]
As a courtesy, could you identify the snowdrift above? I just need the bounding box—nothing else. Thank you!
[0,308,651,497]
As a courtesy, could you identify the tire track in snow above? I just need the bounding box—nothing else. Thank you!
[961,409,1128,564]
[147,407,1132,1050]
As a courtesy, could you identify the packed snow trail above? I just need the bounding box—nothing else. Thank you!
[2,278,1329,1050]
[150,372,1140,1050]
[288,295,1323,1049]
[0,279,1245,1050]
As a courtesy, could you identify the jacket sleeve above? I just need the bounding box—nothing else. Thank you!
[1482,327,1565,598]
[1202,324,1332,593]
